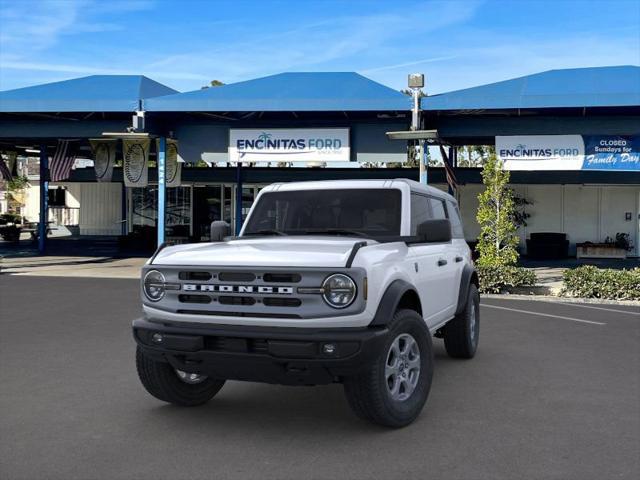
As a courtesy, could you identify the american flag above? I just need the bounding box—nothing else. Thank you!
[0,156,12,181]
[439,145,458,192]
[49,140,78,182]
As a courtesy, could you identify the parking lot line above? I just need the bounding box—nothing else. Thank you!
[546,302,640,316]
[482,304,607,325]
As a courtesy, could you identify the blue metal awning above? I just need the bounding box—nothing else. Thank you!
[145,72,411,112]
[0,75,178,113]
[422,66,640,111]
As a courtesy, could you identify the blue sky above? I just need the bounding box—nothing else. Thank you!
[0,0,638,94]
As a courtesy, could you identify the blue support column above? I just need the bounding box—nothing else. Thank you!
[235,162,243,235]
[38,145,48,254]
[420,140,428,185]
[157,137,166,246]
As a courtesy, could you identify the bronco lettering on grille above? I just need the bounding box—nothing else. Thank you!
[182,284,294,294]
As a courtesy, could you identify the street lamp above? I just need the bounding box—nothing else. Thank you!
[408,73,426,184]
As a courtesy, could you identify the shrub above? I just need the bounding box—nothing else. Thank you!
[562,266,640,300]
[477,265,537,294]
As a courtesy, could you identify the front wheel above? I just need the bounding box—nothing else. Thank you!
[443,284,480,359]
[136,347,225,406]
[343,309,434,428]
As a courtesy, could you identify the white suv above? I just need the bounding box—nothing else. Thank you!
[133,179,479,427]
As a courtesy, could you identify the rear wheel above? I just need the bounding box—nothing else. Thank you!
[343,309,433,428]
[136,347,225,406]
[443,284,480,359]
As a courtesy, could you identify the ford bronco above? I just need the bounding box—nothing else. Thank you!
[133,179,479,427]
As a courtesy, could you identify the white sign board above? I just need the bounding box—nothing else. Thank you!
[229,128,350,163]
[496,135,585,170]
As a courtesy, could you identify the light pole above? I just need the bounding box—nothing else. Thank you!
[408,73,426,184]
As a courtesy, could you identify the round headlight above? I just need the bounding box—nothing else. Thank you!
[143,270,166,302]
[322,274,357,309]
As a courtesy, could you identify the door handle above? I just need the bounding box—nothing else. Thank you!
[437,259,447,267]
[455,256,463,263]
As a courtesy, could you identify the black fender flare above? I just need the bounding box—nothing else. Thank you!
[369,279,420,327]
[455,264,479,315]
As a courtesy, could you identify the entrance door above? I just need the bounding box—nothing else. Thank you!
[193,186,222,242]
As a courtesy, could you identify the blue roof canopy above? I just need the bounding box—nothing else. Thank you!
[145,72,411,112]
[0,75,178,113]
[422,66,640,111]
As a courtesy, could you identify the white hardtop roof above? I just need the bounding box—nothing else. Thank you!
[263,179,455,202]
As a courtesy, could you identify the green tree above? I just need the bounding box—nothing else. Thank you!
[201,79,225,89]
[476,153,519,267]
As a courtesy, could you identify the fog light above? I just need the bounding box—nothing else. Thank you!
[322,343,337,354]
[152,333,163,344]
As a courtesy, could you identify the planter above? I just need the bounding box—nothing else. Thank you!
[576,243,627,259]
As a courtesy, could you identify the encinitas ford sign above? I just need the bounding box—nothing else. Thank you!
[497,135,640,171]
[229,128,350,162]
[496,135,585,170]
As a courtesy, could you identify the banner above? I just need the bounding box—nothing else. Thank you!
[229,128,350,163]
[122,138,149,187]
[90,139,116,182]
[582,136,640,171]
[156,138,181,187]
[496,135,585,170]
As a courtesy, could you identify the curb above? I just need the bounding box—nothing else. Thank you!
[481,293,640,307]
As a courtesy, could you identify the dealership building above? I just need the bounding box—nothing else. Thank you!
[1,66,639,257]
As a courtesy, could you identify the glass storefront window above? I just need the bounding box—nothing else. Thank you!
[130,186,191,241]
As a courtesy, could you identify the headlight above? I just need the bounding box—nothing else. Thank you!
[322,274,357,309]
[143,270,166,302]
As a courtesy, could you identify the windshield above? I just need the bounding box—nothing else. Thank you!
[242,189,401,238]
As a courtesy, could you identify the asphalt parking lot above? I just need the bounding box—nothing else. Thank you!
[1,276,638,480]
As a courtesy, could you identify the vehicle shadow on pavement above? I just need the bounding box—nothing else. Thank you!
[131,344,463,436]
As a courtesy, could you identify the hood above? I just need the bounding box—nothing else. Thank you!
[152,236,369,268]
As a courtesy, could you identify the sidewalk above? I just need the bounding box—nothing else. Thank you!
[0,255,148,278]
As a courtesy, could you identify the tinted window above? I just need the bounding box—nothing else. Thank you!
[447,201,465,238]
[243,189,401,238]
[428,198,447,220]
[410,193,431,234]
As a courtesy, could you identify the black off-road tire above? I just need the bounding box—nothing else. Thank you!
[443,284,480,359]
[343,309,434,428]
[136,347,225,406]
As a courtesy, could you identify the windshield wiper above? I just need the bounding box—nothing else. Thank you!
[303,229,369,238]
[246,229,287,236]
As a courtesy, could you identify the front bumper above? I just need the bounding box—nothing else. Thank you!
[133,317,390,386]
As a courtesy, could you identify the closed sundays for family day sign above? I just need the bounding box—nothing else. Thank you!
[497,135,640,171]
[229,128,350,162]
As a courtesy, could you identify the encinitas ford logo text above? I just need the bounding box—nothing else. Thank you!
[500,143,580,159]
[237,131,342,157]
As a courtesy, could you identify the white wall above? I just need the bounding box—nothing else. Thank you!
[456,183,640,257]
[78,182,122,235]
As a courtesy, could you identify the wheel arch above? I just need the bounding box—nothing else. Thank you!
[369,279,422,326]
[455,264,479,315]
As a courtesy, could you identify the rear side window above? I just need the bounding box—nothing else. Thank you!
[410,194,431,234]
[428,198,447,220]
[446,201,465,238]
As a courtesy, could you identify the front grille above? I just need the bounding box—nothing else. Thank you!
[263,273,301,283]
[263,297,302,307]
[179,271,212,281]
[219,272,256,282]
[150,266,366,320]
[179,294,211,304]
[219,296,256,306]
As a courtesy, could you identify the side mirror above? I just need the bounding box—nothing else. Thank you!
[416,219,452,243]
